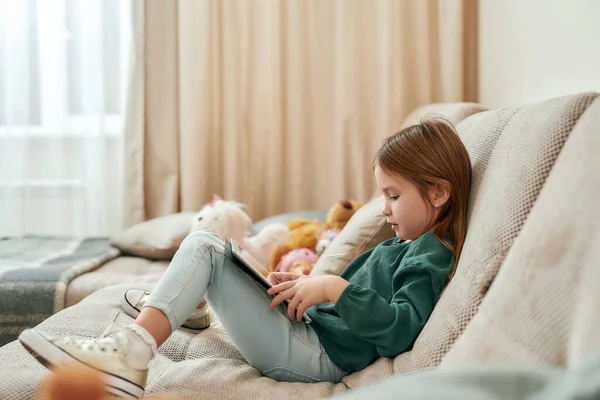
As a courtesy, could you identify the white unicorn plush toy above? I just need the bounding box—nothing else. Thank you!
[190,194,289,266]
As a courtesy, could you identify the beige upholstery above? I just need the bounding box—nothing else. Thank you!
[397,92,597,371]
[110,212,196,260]
[2,93,599,400]
[65,257,167,307]
[442,96,600,368]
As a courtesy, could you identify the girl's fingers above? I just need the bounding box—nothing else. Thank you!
[268,272,281,283]
[287,294,302,320]
[267,274,280,285]
[267,280,295,295]
[271,272,299,283]
[270,287,295,308]
[295,302,308,322]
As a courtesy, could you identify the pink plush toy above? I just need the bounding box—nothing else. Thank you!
[276,247,320,273]
[190,194,289,266]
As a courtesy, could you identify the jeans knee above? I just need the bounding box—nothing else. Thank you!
[185,229,224,248]
[187,228,220,240]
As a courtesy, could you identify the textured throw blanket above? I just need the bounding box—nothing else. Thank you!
[0,235,119,346]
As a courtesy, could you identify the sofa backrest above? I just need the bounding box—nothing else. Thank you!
[400,102,488,129]
[392,92,598,374]
[441,95,600,368]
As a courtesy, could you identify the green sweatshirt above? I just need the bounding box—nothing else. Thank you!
[306,232,454,372]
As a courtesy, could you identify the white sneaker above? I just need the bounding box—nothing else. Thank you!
[19,328,146,399]
[121,288,211,332]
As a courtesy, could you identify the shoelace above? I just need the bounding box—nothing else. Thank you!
[66,334,121,353]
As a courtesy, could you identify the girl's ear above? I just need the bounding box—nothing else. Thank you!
[428,180,451,208]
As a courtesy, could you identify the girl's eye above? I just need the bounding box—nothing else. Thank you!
[389,195,399,201]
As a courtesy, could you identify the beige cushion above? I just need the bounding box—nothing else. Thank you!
[441,96,600,368]
[110,212,196,260]
[65,257,167,307]
[311,102,487,277]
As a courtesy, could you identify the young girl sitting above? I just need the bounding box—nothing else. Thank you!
[19,118,472,398]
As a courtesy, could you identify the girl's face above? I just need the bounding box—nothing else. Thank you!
[374,166,447,240]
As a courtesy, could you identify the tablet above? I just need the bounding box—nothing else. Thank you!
[229,239,312,324]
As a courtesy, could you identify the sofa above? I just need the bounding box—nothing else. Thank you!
[1,92,599,399]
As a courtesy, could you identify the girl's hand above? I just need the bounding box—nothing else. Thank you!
[267,272,304,285]
[267,276,349,321]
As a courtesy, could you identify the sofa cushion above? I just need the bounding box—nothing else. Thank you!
[441,96,600,368]
[0,284,349,400]
[377,93,599,379]
[110,212,196,260]
[311,102,487,277]
[65,257,167,307]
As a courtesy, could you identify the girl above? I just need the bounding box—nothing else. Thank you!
[19,118,472,398]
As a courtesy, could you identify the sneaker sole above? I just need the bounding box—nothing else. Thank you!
[18,330,144,399]
[121,289,210,333]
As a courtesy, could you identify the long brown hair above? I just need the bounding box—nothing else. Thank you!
[374,118,472,278]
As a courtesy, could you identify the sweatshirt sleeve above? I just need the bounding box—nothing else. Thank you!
[334,264,441,358]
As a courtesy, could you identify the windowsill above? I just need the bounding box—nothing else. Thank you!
[0,180,83,187]
[0,115,124,137]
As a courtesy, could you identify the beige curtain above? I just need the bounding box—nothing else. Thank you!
[124,0,478,227]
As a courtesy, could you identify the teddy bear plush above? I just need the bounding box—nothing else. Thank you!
[190,194,289,266]
[268,218,323,271]
[268,199,363,272]
[315,199,364,255]
[324,199,364,231]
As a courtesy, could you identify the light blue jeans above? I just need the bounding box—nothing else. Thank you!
[143,229,346,383]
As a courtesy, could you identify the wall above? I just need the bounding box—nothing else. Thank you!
[479,0,600,109]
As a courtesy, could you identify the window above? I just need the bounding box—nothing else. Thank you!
[0,0,131,236]
[0,0,130,135]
